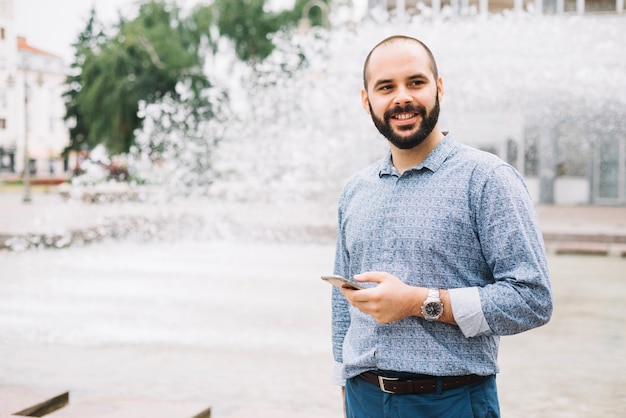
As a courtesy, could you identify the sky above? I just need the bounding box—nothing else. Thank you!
[15,0,140,61]
[13,0,367,63]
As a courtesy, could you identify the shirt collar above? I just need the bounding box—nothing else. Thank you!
[379,133,457,177]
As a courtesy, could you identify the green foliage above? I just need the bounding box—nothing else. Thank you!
[214,0,282,62]
[65,0,327,157]
[76,0,215,155]
[62,7,107,157]
[275,0,332,29]
[212,0,331,62]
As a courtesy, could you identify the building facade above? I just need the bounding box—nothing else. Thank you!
[378,0,624,15]
[0,0,70,180]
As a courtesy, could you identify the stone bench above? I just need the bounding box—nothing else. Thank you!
[0,386,69,417]
[0,387,211,418]
[46,395,211,418]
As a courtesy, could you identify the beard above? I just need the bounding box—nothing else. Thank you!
[370,94,440,150]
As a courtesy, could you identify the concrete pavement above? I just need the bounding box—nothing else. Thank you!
[536,204,626,256]
[1,187,626,255]
[1,187,625,417]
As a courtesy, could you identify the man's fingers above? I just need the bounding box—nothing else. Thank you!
[354,271,389,283]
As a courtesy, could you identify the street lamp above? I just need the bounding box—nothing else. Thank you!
[22,70,31,203]
[21,69,43,203]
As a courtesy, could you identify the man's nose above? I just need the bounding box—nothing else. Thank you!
[394,88,413,105]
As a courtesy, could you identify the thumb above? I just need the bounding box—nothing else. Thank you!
[354,271,390,284]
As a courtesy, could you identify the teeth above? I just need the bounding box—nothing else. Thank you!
[395,113,414,120]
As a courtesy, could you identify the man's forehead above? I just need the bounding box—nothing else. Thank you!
[370,39,429,63]
[367,42,432,78]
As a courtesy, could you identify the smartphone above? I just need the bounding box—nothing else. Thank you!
[321,275,364,290]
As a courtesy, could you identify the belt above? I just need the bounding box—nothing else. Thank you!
[359,371,490,395]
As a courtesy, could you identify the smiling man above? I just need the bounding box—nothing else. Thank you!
[330,35,553,417]
[364,39,441,155]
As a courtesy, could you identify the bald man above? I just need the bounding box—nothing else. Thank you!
[330,35,552,418]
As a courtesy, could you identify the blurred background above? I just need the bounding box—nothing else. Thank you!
[0,1,625,417]
[1,0,625,206]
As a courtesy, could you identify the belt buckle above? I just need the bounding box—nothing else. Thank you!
[377,375,400,394]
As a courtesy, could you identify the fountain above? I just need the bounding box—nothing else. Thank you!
[204,11,626,207]
[0,9,625,418]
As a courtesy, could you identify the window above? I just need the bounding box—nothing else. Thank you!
[506,138,519,170]
[0,27,5,40]
[0,118,6,129]
[555,129,587,177]
[523,127,539,177]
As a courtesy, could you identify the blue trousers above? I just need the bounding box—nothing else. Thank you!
[345,374,500,418]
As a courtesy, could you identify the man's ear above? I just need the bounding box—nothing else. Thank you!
[437,76,444,103]
[361,88,370,114]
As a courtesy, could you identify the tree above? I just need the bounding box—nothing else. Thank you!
[62,7,106,162]
[278,0,332,30]
[214,0,283,62]
[213,0,332,63]
[66,0,330,158]
[76,0,215,155]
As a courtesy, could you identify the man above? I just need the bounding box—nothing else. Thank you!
[331,35,553,417]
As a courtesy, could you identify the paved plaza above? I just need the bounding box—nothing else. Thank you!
[1,187,626,254]
[0,189,625,417]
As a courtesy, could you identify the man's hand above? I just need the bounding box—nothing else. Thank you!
[340,272,427,324]
[341,272,457,325]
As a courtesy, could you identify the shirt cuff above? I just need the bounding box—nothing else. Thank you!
[331,360,346,386]
[448,287,491,338]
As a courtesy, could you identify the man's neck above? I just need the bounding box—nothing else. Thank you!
[390,130,445,174]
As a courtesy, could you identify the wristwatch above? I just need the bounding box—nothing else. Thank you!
[421,288,444,321]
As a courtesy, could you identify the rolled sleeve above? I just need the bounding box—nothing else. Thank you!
[331,360,346,386]
[448,287,491,338]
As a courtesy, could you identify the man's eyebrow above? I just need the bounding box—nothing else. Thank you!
[372,78,393,89]
[372,73,430,89]
[408,73,430,81]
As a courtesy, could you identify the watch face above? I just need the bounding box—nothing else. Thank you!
[424,302,443,318]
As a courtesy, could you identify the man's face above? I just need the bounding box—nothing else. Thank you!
[368,94,440,150]
[362,41,443,150]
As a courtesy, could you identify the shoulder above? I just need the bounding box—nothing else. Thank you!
[442,138,531,212]
[453,142,507,170]
[340,157,386,197]
[450,141,523,186]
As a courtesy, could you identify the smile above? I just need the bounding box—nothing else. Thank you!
[393,112,417,121]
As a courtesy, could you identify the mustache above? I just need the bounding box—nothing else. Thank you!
[384,104,427,121]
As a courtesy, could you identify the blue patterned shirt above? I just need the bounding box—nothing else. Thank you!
[331,134,552,384]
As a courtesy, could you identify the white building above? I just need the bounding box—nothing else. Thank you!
[0,0,70,180]
[379,0,624,15]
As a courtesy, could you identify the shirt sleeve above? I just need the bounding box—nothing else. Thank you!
[331,191,352,383]
[470,164,553,336]
[448,287,491,338]
[331,360,346,386]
